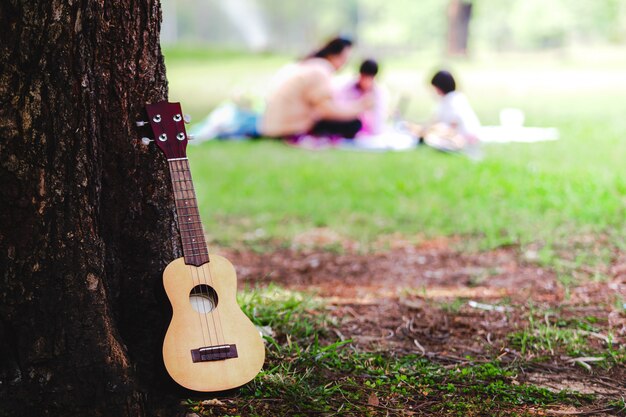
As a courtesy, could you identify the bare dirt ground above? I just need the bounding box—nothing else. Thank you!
[217,231,626,415]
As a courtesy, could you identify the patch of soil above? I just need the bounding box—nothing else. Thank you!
[215,237,626,406]
[226,241,561,303]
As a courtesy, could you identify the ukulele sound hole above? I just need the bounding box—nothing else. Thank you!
[189,285,218,313]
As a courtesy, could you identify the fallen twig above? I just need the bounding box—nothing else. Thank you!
[577,330,615,345]
[468,300,513,312]
[544,407,617,416]
[413,339,426,356]
[333,328,346,341]
[566,356,605,371]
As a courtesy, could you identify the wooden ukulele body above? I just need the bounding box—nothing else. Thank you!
[162,255,265,392]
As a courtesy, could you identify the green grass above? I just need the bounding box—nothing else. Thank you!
[165,48,626,415]
[508,308,626,366]
[187,138,626,249]
[185,286,601,416]
[164,47,626,250]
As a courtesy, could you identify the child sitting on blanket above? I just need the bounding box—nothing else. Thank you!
[412,70,481,152]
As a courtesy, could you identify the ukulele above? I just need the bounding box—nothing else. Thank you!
[140,101,265,391]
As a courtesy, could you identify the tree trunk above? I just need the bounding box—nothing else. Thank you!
[447,0,473,56]
[0,1,182,416]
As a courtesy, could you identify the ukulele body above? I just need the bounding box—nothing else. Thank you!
[162,255,265,392]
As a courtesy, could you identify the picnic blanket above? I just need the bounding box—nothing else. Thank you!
[341,130,417,151]
[479,126,560,143]
[190,104,559,151]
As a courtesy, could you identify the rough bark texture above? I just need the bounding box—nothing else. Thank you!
[447,0,473,56]
[0,1,182,416]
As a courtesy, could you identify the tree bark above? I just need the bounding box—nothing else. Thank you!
[447,0,473,56]
[0,1,181,416]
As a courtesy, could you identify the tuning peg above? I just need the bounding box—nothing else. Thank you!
[136,120,149,127]
[183,114,192,123]
[141,137,154,145]
[187,134,195,140]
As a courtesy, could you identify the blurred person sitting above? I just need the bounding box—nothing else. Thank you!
[260,36,373,140]
[190,91,262,143]
[334,59,388,137]
[328,58,417,151]
[420,70,481,152]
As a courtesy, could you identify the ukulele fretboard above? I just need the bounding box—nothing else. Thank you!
[168,158,210,266]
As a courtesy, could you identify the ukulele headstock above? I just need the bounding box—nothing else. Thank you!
[140,101,191,159]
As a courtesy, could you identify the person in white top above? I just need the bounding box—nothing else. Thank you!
[260,37,373,139]
[432,70,480,138]
[422,70,481,152]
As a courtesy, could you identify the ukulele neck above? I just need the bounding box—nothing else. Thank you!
[168,158,209,266]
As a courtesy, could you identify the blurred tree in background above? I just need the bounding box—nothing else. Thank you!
[447,0,473,56]
[161,0,626,54]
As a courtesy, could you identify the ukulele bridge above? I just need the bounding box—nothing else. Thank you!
[191,344,238,362]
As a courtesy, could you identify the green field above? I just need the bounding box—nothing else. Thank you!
[163,48,626,416]
[164,47,626,250]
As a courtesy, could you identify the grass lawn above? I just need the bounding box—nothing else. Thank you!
[163,47,626,416]
[164,47,626,250]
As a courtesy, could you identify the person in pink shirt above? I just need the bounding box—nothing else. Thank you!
[334,59,387,137]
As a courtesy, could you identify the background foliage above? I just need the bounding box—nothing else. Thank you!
[163,0,626,52]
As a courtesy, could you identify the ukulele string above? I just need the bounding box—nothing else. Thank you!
[203,249,228,353]
[172,114,227,352]
[180,158,225,347]
[172,160,211,347]
[176,159,215,347]
[171,114,224,349]
[161,121,211,347]
[157,112,213,346]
